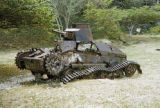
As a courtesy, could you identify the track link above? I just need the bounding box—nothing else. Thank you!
[61,61,142,84]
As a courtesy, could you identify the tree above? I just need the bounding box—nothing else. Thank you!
[120,6,160,35]
[111,0,158,9]
[88,0,113,8]
[48,0,86,30]
[84,0,123,40]
[0,0,53,28]
[111,0,144,8]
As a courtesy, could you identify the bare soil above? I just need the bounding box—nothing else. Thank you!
[0,38,160,108]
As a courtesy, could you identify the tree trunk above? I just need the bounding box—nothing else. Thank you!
[128,25,134,36]
[157,0,159,4]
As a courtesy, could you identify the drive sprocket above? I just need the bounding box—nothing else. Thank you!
[44,54,64,76]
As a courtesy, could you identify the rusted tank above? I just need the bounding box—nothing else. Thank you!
[15,23,142,84]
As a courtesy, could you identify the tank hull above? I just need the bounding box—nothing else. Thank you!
[15,23,142,84]
[23,57,45,72]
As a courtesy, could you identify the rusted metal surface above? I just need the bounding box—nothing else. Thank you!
[95,43,112,52]
[60,41,76,52]
[53,23,93,42]
[15,23,142,83]
[74,23,93,42]
[71,63,106,68]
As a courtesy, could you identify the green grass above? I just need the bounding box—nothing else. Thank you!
[0,26,159,50]
[0,27,55,50]
[0,64,20,82]
[117,34,160,46]
[0,35,160,108]
[0,64,30,83]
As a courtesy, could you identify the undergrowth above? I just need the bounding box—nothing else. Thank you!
[0,26,55,50]
[0,64,29,82]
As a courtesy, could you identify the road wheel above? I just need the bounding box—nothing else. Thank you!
[124,64,137,77]
[45,54,64,76]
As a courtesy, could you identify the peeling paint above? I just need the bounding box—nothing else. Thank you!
[68,53,83,63]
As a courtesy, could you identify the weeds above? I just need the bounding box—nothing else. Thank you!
[0,27,55,50]
[0,64,28,82]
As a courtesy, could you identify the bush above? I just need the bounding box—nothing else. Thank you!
[84,8,122,40]
[0,26,55,50]
[0,0,53,28]
[149,26,160,34]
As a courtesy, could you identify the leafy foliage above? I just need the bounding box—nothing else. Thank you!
[48,0,86,30]
[150,26,160,34]
[0,0,160,48]
[111,0,159,8]
[0,0,53,28]
[85,8,122,40]
[84,1,123,40]
[0,27,54,49]
[120,6,160,35]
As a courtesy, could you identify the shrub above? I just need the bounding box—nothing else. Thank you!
[84,8,122,40]
[149,26,160,34]
[0,26,55,49]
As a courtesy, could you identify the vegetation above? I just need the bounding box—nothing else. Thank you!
[0,64,21,82]
[0,27,55,50]
[0,0,53,28]
[0,1,160,106]
[84,1,123,40]
[0,36,160,107]
[0,0,160,49]
[120,6,160,35]
[150,25,160,34]
[49,0,87,30]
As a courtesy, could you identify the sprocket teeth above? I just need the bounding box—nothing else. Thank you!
[44,54,64,76]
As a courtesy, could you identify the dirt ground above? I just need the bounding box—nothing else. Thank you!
[0,38,160,108]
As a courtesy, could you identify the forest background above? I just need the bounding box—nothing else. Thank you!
[0,0,160,49]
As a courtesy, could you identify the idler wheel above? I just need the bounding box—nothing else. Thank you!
[124,64,137,77]
[15,52,26,69]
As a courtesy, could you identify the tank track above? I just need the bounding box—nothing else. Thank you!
[15,52,26,69]
[61,61,142,84]
[15,48,39,69]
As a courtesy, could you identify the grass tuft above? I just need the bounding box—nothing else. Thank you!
[0,27,55,50]
[0,64,28,82]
